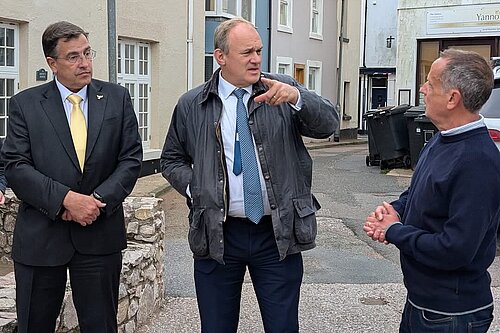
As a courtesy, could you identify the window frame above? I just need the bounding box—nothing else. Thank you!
[0,22,19,138]
[204,54,220,82]
[306,60,322,95]
[117,39,152,147]
[309,0,323,40]
[276,56,293,76]
[278,0,293,34]
[205,0,256,23]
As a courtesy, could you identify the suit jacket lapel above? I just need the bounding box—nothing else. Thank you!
[40,81,81,170]
[86,80,106,161]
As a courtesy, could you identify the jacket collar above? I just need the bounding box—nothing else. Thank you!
[200,68,269,103]
[40,79,106,173]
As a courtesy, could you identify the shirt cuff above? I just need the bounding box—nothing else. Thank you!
[288,87,303,110]
[385,221,403,234]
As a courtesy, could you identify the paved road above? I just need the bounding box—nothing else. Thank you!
[136,143,500,332]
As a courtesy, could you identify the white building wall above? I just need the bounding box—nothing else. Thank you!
[337,0,362,134]
[270,0,338,105]
[2,1,109,88]
[364,0,398,68]
[117,1,205,153]
[397,0,500,105]
[2,1,205,155]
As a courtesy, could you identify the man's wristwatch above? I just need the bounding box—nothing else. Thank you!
[92,191,106,213]
[92,191,104,202]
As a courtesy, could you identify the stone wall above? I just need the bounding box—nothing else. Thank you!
[0,192,165,333]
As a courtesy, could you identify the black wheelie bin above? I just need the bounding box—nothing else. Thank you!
[364,104,412,169]
[405,105,439,169]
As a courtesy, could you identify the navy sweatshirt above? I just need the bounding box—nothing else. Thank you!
[387,127,500,313]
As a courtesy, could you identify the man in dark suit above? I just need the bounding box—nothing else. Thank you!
[1,21,143,333]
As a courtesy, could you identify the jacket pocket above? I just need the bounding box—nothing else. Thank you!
[188,207,209,257]
[292,194,321,244]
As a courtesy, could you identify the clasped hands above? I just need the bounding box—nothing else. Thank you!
[62,190,106,227]
[363,201,399,244]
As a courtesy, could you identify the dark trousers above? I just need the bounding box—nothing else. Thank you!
[194,216,303,333]
[14,251,122,333]
[399,299,493,333]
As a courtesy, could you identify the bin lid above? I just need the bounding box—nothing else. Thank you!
[366,104,411,117]
[387,104,411,116]
[408,105,426,112]
[404,110,424,118]
[415,115,433,123]
[362,110,379,119]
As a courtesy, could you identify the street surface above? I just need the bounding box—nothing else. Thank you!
[136,144,500,332]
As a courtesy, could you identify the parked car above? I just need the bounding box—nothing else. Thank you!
[480,76,500,151]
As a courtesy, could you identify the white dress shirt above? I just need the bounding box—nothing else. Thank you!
[218,74,272,217]
[55,77,89,126]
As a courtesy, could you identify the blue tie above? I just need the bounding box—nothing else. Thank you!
[233,89,264,224]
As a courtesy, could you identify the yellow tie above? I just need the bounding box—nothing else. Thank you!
[67,94,87,171]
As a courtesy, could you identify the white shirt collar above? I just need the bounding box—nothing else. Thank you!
[218,73,252,100]
[55,76,87,102]
[441,115,485,136]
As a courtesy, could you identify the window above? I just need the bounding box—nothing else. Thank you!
[0,23,19,138]
[241,0,252,21]
[306,60,322,95]
[0,78,14,137]
[206,0,215,11]
[278,0,293,33]
[0,26,15,67]
[222,0,237,16]
[417,41,439,106]
[206,0,255,22]
[205,54,220,82]
[310,0,323,39]
[117,39,151,146]
[276,56,293,76]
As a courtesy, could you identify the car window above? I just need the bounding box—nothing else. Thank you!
[480,80,500,118]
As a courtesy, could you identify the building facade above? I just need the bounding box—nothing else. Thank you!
[336,0,362,138]
[1,1,205,174]
[359,0,398,133]
[270,0,340,140]
[396,0,500,107]
[204,0,271,81]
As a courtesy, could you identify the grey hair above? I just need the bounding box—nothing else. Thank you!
[214,17,255,54]
[440,48,493,113]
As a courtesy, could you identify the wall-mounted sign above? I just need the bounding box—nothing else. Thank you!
[427,4,500,35]
[36,68,48,81]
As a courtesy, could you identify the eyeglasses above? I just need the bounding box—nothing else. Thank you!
[55,49,96,64]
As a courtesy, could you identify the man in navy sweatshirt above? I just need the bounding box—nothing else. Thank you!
[364,49,500,333]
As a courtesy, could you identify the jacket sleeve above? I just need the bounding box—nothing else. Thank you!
[160,98,193,198]
[287,75,339,139]
[391,188,409,218]
[93,88,143,216]
[385,157,500,271]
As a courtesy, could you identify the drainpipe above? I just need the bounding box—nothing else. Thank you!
[335,0,347,141]
[107,0,117,83]
[360,0,368,132]
[187,0,194,90]
[267,0,272,72]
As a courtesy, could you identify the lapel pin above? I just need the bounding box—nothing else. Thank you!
[97,94,104,100]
